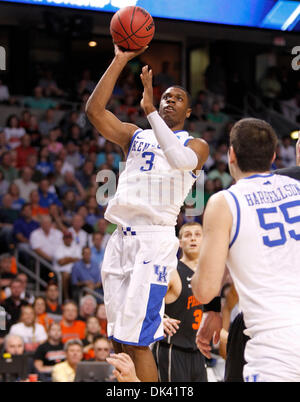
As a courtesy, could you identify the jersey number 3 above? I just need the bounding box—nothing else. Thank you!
[140,152,155,171]
[256,200,300,247]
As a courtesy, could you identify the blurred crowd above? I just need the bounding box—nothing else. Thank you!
[0,59,298,381]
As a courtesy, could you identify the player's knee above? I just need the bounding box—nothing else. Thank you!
[123,344,149,356]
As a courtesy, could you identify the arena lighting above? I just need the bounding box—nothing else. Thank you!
[88,41,97,47]
[290,130,299,140]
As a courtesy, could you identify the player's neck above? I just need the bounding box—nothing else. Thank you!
[180,255,198,272]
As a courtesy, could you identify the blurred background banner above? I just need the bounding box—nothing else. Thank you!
[0,0,299,31]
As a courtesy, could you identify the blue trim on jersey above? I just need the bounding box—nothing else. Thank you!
[126,129,143,159]
[243,173,274,180]
[184,138,191,146]
[228,190,241,248]
[110,335,165,347]
[138,283,168,346]
[173,130,186,134]
[189,171,197,179]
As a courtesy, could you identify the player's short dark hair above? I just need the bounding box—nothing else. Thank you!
[230,118,278,172]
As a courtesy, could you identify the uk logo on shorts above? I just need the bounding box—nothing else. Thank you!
[154,265,167,283]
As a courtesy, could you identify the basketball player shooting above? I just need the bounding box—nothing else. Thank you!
[85,44,209,381]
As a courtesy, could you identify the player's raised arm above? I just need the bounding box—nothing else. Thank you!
[140,65,209,171]
[85,45,147,154]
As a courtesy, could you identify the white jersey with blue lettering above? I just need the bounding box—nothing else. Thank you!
[223,173,300,338]
[105,128,197,227]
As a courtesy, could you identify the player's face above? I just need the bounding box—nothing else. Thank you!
[180,226,203,255]
[159,87,191,129]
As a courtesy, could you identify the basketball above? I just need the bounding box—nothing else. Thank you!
[110,6,155,51]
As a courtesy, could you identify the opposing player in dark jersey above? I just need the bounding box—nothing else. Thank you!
[152,222,221,382]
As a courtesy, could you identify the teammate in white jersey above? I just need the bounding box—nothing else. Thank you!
[192,118,300,382]
[86,45,209,381]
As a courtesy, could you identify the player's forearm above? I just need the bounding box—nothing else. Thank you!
[147,111,198,170]
[86,56,127,116]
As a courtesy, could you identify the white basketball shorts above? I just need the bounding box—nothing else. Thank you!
[244,325,300,382]
[101,225,179,346]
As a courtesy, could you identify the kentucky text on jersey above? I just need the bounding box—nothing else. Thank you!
[244,183,300,207]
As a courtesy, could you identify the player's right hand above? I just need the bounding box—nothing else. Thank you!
[114,44,148,62]
[106,353,140,382]
[163,317,181,337]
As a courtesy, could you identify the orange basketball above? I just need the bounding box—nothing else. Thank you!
[110,6,155,50]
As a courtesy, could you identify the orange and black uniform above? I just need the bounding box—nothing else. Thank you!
[152,261,207,382]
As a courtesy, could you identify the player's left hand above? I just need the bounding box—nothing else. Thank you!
[106,353,140,382]
[163,317,181,337]
[140,65,156,115]
[196,311,222,359]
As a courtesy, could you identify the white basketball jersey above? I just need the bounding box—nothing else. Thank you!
[105,128,197,226]
[223,173,300,338]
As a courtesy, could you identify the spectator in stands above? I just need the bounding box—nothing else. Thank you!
[68,123,82,145]
[29,189,45,221]
[206,101,229,124]
[82,316,101,359]
[279,136,296,168]
[57,148,75,176]
[65,141,83,170]
[0,194,19,252]
[207,160,233,189]
[204,179,215,206]
[90,232,104,272]
[4,115,26,150]
[96,303,107,337]
[15,134,37,169]
[38,108,57,137]
[33,296,53,331]
[69,214,88,249]
[7,182,26,211]
[71,247,102,301]
[154,61,175,94]
[78,295,97,322]
[60,301,86,344]
[0,151,19,183]
[85,197,103,228]
[24,86,57,110]
[9,305,47,353]
[3,334,24,355]
[13,203,40,248]
[190,103,207,123]
[14,167,38,202]
[76,160,95,189]
[36,147,54,177]
[19,110,31,131]
[0,130,11,157]
[58,171,86,202]
[14,273,35,304]
[45,282,62,322]
[38,69,64,98]
[205,55,226,104]
[77,205,94,234]
[33,322,65,382]
[0,79,10,103]
[93,336,112,364]
[37,179,61,212]
[61,190,78,226]
[52,338,83,382]
[77,69,95,98]
[0,279,28,338]
[94,218,111,249]
[0,170,9,197]
[26,153,44,183]
[53,231,81,300]
[0,253,16,292]
[47,127,63,157]
[29,215,63,263]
